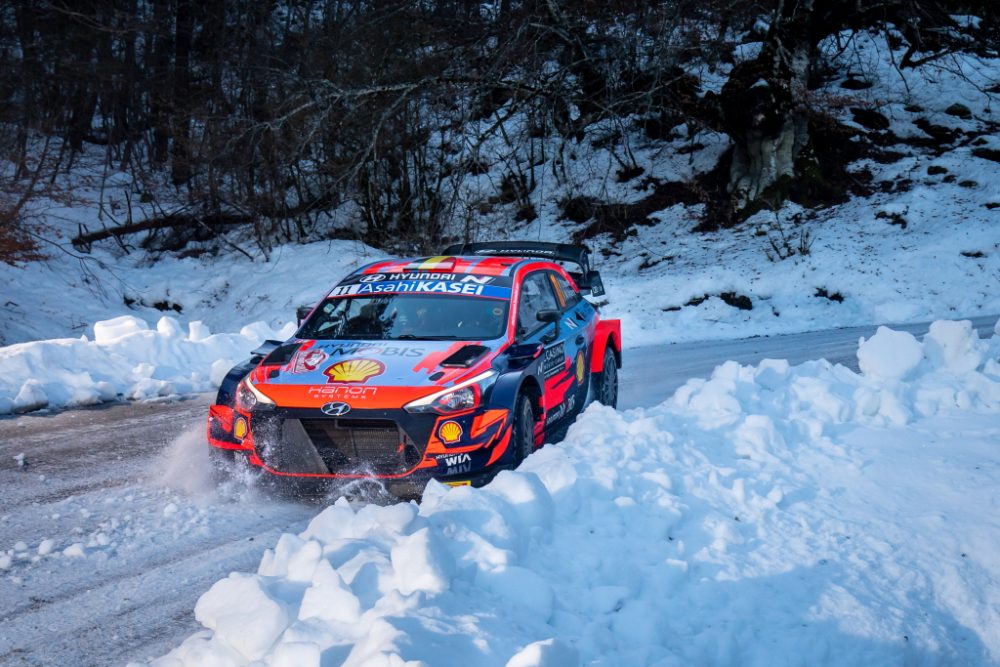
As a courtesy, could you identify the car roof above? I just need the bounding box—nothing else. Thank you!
[352,254,555,278]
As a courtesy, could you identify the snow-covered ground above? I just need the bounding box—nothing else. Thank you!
[2,35,999,416]
[0,25,999,667]
[131,319,1000,667]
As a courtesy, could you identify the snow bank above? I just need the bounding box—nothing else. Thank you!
[0,315,294,415]
[148,320,1000,667]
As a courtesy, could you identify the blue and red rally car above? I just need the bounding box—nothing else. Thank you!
[206,242,621,496]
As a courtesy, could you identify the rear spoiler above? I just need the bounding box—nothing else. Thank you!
[442,241,605,297]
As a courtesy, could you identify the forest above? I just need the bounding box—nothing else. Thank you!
[1,0,997,261]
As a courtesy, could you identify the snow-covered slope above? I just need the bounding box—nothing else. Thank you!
[139,320,1000,667]
[2,36,998,357]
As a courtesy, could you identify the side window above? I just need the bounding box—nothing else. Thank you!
[517,272,559,337]
[549,272,581,310]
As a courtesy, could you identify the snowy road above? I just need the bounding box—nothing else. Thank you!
[0,316,996,666]
[619,315,999,410]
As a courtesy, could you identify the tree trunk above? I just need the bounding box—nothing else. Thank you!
[150,0,172,166]
[13,3,40,178]
[721,0,816,209]
[171,0,193,186]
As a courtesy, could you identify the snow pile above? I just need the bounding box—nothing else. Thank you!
[0,314,293,415]
[148,320,1000,667]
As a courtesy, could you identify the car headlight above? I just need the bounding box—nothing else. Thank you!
[404,370,496,415]
[235,378,275,411]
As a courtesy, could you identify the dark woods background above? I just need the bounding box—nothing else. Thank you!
[0,0,996,262]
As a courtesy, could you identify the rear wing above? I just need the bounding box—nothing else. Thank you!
[442,241,605,297]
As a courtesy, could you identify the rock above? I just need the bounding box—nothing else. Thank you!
[972,148,1000,164]
[850,107,890,131]
[840,78,873,90]
[944,103,972,119]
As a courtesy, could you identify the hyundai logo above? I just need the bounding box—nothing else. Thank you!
[359,274,385,283]
[320,401,351,416]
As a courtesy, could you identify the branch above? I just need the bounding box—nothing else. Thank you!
[72,213,253,250]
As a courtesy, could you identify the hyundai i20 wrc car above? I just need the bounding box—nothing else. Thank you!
[206,241,621,497]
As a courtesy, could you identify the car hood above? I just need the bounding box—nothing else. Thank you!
[259,338,501,389]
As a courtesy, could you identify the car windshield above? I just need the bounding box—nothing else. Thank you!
[298,294,509,341]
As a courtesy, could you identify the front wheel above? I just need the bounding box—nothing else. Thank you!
[509,394,536,468]
[208,446,261,488]
[208,445,237,483]
[592,346,619,409]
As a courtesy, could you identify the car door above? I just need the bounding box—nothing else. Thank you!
[515,270,577,428]
[546,270,596,420]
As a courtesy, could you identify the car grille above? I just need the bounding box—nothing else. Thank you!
[300,418,420,474]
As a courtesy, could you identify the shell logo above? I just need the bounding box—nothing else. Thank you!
[323,358,386,384]
[575,351,586,384]
[438,421,463,444]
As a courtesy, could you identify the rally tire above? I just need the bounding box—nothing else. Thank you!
[593,346,619,409]
[208,446,262,488]
[510,394,535,468]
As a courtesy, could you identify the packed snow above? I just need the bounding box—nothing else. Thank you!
[135,320,1000,667]
[0,314,295,415]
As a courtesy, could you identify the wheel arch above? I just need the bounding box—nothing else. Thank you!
[518,374,543,421]
[591,319,622,372]
[488,368,544,421]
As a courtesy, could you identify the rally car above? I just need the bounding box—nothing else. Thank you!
[206,241,621,497]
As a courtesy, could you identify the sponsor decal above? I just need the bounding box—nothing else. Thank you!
[564,317,578,330]
[437,452,472,467]
[290,348,328,374]
[320,402,352,416]
[323,358,385,384]
[407,257,456,272]
[575,351,586,384]
[384,273,493,283]
[438,421,463,444]
[444,479,472,487]
[307,385,378,398]
[233,417,248,440]
[322,343,423,358]
[445,463,473,476]
[541,342,566,379]
[330,280,511,299]
[473,248,557,256]
[360,274,386,282]
[545,395,576,424]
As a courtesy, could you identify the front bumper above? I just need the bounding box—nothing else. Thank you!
[207,402,513,490]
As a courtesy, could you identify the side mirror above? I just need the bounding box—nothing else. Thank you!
[536,309,560,342]
[535,309,560,324]
[296,304,313,325]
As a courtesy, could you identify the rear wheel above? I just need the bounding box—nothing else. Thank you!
[510,394,535,468]
[593,346,619,409]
